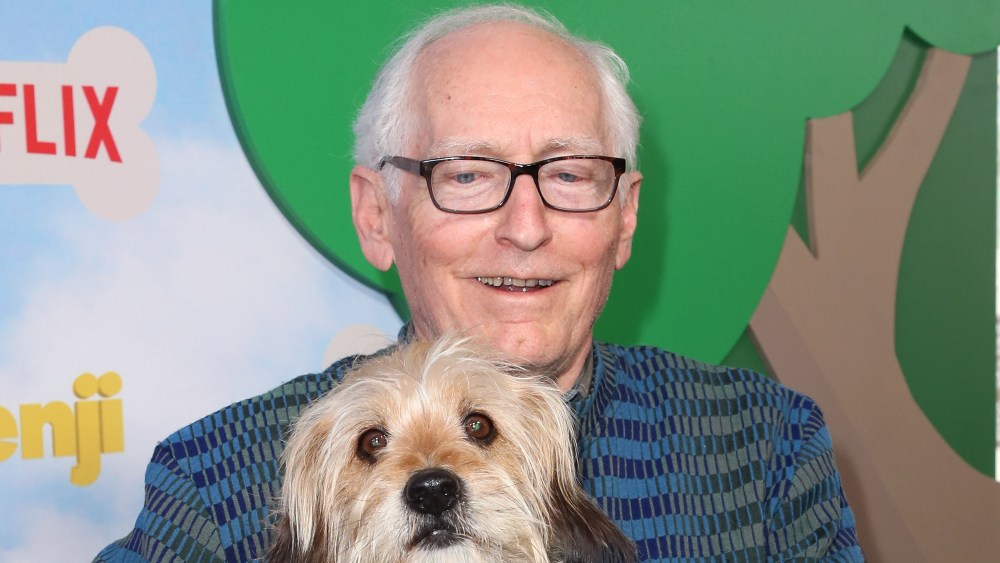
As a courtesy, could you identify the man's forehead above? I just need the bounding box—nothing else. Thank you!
[425,136,605,159]
[407,21,608,160]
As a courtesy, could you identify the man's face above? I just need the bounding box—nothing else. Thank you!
[353,22,640,389]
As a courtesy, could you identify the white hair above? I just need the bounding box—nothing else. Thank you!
[352,3,641,201]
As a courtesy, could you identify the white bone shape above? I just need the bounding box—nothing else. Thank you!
[0,26,158,221]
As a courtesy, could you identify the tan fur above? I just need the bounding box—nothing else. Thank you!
[269,337,635,563]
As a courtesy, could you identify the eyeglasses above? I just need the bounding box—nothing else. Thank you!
[378,155,626,214]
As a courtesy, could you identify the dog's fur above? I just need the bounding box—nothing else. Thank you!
[268,337,635,562]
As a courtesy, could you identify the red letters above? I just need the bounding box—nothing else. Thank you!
[62,86,76,157]
[0,83,15,152]
[0,83,120,162]
[83,86,119,163]
[25,84,56,155]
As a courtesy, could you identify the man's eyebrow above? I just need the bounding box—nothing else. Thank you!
[544,136,604,155]
[426,138,499,157]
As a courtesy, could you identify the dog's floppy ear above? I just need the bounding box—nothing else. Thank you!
[548,485,637,563]
[267,511,331,563]
[267,513,296,563]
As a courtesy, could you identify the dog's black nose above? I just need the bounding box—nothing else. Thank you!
[404,468,462,515]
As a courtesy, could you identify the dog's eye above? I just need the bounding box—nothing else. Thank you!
[357,428,388,461]
[463,413,495,444]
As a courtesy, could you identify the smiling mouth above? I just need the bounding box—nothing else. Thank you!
[476,276,555,291]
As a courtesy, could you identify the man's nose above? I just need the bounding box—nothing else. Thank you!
[494,174,552,251]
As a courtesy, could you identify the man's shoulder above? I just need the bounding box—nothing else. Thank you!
[157,354,363,461]
[95,354,377,563]
[594,341,814,410]
[586,347,859,560]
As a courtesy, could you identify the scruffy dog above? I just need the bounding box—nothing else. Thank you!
[268,337,635,563]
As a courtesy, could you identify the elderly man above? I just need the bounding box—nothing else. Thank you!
[97,4,862,562]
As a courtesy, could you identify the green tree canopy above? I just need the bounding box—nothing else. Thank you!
[214,0,999,361]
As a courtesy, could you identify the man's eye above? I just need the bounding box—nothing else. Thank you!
[557,172,580,182]
[454,172,478,184]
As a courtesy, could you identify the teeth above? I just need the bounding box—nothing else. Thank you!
[477,277,554,288]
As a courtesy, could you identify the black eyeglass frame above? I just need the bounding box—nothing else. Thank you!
[378,154,626,214]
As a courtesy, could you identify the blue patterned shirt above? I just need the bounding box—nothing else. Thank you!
[94,342,862,562]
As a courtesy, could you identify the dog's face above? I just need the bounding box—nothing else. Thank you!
[269,338,634,563]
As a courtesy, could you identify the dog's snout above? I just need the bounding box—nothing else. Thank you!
[404,468,463,515]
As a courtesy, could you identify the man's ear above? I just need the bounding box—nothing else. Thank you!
[350,164,395,271]
[615,171,641,270]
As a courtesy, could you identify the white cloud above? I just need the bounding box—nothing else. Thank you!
[0,136,402,555]
[0,501,112,563]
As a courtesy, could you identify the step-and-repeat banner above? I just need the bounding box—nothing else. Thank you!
[0,3,402,560]
[1,1,997,561]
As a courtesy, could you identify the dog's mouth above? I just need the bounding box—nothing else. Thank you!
[408,521,464,550]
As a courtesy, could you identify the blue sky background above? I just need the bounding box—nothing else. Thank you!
[0,1,226,315]
[0,3,402,559]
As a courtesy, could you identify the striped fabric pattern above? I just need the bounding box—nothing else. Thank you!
[94,343,862,562]
[578,345,861,561]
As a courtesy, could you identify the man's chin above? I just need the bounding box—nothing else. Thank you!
[477,330,587,383]
[415,319,590,383]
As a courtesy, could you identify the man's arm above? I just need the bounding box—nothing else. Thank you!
[92,366,355,563]
[766,398,863,561]
[93,443,226,563]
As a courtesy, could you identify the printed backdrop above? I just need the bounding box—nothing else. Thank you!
[0,3,401,561]
[0,1,997,561]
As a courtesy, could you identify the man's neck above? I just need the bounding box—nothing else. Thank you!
[561,348,594,401]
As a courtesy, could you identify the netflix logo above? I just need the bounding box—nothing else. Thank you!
[0,26,158,220]
[0,84,122,162]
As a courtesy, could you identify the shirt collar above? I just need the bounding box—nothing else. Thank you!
[562,348,594,404]
[398,322,415,343]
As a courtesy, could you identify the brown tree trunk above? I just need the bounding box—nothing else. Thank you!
[749,48,1000,561]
